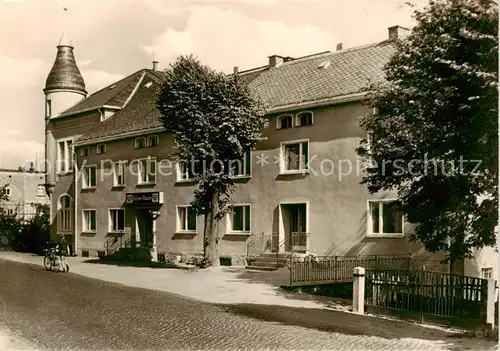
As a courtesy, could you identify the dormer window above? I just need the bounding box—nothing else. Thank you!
[80,147,89,157]
[135,137,146,149]
[96,144,106,154]
[276,115,293,130]
[147,135,159,147]
[296,112,313,127]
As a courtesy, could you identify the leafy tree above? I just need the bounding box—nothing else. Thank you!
[357,0,498,264]
[157,55,267,266]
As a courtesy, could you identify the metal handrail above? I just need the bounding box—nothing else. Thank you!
[274,232,310,267]
[245,232,272,264]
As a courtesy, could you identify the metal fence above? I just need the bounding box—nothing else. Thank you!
[289,255,411,286]
[365,269,488,321]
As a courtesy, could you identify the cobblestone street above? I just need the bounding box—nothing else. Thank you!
[2,258,492,350]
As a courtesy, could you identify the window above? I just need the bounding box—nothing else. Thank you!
[1,187,11,197]
[109,209,125,232]
[135,137,146,149]
[147,135,159,147]
[177,157,196,181]
[82,165,97,188]
[82,209,96,232]
[96,144,106,154]
[138,157,156,184]
[113,161,126,186]
[280,140,309,173]
[58,195,72,232]
[296,112,313,127]
[36,184,45,197]
[481,267,493,279]
[227,205,251,233]
[80,147,89,157]
[368,200,403,236]
[230,151,251,177]
[46,99,52,118]
[177,206,197,232]
[276,115,293,129]
[57,139,73,173]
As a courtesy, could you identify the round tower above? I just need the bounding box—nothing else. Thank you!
[43,33,87,118]
[44,27,87,196]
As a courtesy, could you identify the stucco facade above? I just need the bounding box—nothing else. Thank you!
[0,169,49,218]
[42,26,497,277]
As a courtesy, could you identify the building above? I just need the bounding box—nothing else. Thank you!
[0,166,49,219]
[43,25,496,277]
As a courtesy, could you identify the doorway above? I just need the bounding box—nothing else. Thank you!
[280,203,308,253]
[136,209,153,248]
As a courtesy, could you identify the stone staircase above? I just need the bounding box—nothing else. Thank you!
[246,252,307,271]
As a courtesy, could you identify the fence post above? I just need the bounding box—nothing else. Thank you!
[352,266,366,315]
[420,266,425,324]
[486,279,496,330]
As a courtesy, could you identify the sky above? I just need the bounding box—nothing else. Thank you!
[0,0,426,170]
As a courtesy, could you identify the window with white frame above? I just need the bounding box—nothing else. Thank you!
[36,184,45,197]
[135,137,146,149]
[1,187,11,197]
[276,115,293,130]
[227,205,251,233]
[82,165,97,188]
[230,151,251,177]
[138,157,156,184]
[147,135,159,147]
[177,157,196,181]
[296,111,313,127]
[280,140,309,173]
[368,200,403,236]
[57,139,73,173]
[109,209,125,232]
[82,209,96,232]
[177,206,197,232]
[58,195,72,232]
[96,144,106,154]
[80,147,89,157]
[113,161,126,186]
[481,267,493,279]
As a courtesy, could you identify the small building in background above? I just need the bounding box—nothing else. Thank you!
[0,165,49,219]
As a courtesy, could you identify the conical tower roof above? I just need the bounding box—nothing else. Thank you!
[44,41,86,94]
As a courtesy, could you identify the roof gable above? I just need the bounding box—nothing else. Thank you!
[59,69,145,117]
[76,70,164,143]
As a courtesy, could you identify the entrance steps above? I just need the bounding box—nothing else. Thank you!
[245,252,307,271]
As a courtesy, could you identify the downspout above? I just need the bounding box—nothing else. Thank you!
[73,149,78,256]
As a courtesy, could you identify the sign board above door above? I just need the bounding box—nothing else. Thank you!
[126,191,164,205]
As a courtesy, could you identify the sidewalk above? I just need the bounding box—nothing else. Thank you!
[0,251,342,310]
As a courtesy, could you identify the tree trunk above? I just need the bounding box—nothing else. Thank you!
[204,189,220,267]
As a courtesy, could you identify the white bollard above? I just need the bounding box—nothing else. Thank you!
[486,279,496,330]
[353,266,366,315]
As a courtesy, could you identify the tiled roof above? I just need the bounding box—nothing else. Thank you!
[73,40,396,144]
[59,69,145,117]
[245,40,396,111]
[44,45,86,94]
[76,70,164,142]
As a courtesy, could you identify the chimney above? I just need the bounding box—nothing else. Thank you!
[336,43,343,51]
[233,66,239,74]
[152,60,159,71]
[29,162,34,172]
[388,25,410,41]
[268,55,284,68]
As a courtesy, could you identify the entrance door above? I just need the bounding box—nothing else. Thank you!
[282,204,307,252]
[136,209,153,248]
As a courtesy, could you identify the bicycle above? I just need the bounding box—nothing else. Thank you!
[43,244,69,272]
